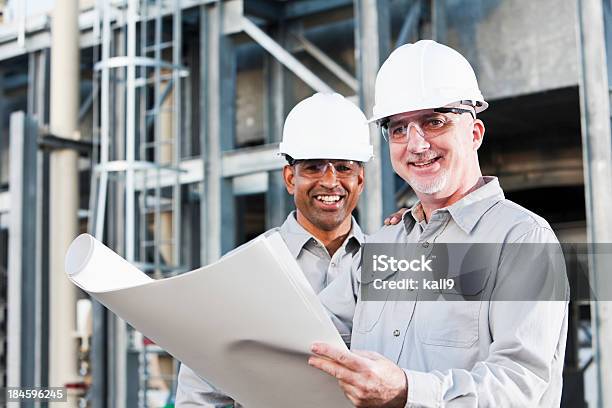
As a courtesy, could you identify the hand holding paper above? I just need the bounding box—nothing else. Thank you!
[65,232,352,408]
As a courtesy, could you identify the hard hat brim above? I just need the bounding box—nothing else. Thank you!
[368,99,489,124]
[278,142,374,163]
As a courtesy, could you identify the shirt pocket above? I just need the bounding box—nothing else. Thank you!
[415,299,483,348]
[353,289,387,333]
[415,258,492,348]
[353,261,397,333]
[353,282,387,333]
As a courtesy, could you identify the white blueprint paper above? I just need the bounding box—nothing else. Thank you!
[65,233,351,408]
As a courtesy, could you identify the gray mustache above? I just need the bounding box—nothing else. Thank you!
[406,151,442,162]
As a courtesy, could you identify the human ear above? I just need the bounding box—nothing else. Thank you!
[356,165,365,194]
[283,165,295,195]
[472,119,485,150]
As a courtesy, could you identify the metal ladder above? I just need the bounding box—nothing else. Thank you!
[90,0,187,406]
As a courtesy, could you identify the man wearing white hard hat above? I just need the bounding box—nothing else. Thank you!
[176,93,407,406]
[310,40,569,407]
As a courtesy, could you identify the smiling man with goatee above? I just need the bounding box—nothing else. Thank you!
[310,40,569,408]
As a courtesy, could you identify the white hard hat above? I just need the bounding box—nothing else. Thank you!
[369,40,488,123]
[279,92,374,162]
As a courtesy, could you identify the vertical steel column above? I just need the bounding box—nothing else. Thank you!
[431,0,447,43]
[395,0,422,48]
[5,113,22,389]
[264,23,293,229]
[25,51,41,396]
[91,2,110,405]
[7,112,38,401]
[95,0,111,239]
[172,0,183,278]
[48,0,80,405]
[576,1,612,407]
[126,0,137,267]
[153,0,163,278]
[201,2,236,262]
[28,49,51,397]
[0,65,3,165]
[605,0,612,86]
[122,2,138,406]
[27,51,49,123]
[199,5,210,264]
[353,0,393,233]
[219,9,237,257]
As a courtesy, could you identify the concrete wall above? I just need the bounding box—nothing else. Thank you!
[446,0,579,100]
[236,68,265,147]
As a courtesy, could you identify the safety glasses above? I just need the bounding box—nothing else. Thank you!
[293,159,362,178]
[380,107,475,144]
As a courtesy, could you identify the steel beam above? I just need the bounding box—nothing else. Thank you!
[27,50,49,123]
[218,3,238,257]
[172,0,184,283]
[0,192,8,214]
[222,144,286,177]
[241,17,333,93]
[284,0,353,20]
[201,2,237,261]
[27,47,51,399]
[122,2,139,405]
[0,69,6,188]
[576,1,612,407]
[244,0,353,21]
[5,115,21,390]
[90,3,111,406]
[78,86,97,123]
[1,149,280,216]
[353,0,393,233]
[395,0,421,49]
[293,32,358,91]
[606,0,612,88]
[234,172,269,196]
[7,112,39,399]
[93,56,189,76]
[244,0,284,21]
[431,0,447,43]
[264,23,293,229]
[39,134,94,154]
[0,1,218,62]
[199,4,209,264]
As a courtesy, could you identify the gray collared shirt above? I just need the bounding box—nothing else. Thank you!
[277,210,363,293]
[321,176,569,407]
[175,211,364,407]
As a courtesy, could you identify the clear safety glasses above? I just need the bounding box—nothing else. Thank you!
[380,107,475,144]
[293,159,362,179]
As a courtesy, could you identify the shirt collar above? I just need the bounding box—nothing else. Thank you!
[280,211,365,258]
[406,176,505,234]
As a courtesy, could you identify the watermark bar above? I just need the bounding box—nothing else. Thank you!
[5,387,68,402]
[361,243,612,302]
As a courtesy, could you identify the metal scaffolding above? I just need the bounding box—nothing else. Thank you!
[90,0,188,405]
[0,1,612,407]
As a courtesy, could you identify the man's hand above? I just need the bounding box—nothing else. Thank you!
[384,208,409,226]
[308,342,408,408]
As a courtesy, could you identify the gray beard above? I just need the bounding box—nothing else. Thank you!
[408,169,449,195]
